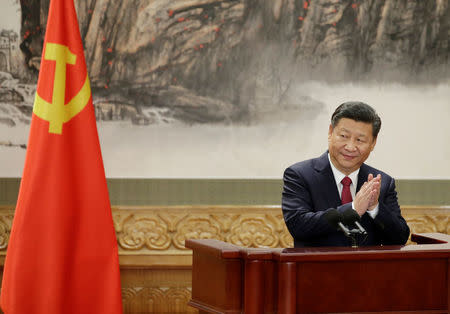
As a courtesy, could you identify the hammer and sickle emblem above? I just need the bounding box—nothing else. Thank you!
[33,43,91,134]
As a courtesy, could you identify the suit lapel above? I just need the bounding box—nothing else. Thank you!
[357,164,368,192]
[314,152,342,207]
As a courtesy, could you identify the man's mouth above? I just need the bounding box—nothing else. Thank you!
[342,153,357,160]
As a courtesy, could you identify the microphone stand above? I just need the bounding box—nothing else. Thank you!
[347,228,364,248]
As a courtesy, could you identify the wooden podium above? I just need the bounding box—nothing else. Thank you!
[186,233,450,314]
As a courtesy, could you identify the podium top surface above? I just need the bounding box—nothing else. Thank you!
[186,233,450,261]
[272,233,450,262]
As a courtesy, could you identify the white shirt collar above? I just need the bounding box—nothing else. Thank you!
[327,153,359,188]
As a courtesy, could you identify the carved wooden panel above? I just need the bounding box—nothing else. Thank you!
[122,287,197,313]
[0,205,448,313]
[112,207,294,254]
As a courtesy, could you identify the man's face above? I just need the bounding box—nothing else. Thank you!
[328,118,377,175]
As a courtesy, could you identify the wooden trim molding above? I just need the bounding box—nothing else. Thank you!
[0,205,448,313]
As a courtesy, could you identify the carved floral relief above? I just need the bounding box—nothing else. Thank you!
[0,206,447,254]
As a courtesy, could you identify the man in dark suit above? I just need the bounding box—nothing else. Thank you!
[282,101,410,247]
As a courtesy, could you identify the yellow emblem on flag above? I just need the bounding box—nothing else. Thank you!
[33,42,91,134]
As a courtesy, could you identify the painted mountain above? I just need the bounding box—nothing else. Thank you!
[1,0,449,128]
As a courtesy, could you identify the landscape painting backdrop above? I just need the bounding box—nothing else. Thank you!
[1,0,449,178]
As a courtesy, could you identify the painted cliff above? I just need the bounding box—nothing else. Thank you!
[2,0,449,127]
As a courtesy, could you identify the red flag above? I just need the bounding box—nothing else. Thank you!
[0,0,123,313]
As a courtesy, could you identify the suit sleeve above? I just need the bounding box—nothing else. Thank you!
[282,166,350,241]
[373,177,410,245]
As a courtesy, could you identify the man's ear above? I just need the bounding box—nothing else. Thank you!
[328,124,333,139]
[370,136,377,151]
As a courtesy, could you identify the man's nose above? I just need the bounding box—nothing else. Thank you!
[345,141,357,151]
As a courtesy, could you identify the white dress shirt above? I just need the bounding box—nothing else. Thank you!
[328,154,379,218]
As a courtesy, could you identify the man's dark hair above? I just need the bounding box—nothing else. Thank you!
[331,101,381,138]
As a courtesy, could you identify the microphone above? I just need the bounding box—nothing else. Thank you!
[323,209,351,237]
[342,208,367,235]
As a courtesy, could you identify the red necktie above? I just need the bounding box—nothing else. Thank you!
[341,176,353,204]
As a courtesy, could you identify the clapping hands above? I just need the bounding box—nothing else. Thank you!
[354,174,381,216]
